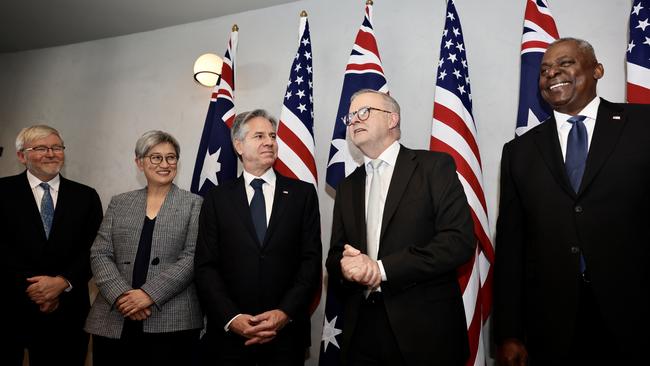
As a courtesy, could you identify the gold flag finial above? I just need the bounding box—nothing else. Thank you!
[232,24,239,32]
[300,10,308,17]
[366,0,373,5]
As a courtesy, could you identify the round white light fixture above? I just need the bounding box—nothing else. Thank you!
[193,53,223,87]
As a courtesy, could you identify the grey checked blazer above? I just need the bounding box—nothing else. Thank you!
[85,184,203,338]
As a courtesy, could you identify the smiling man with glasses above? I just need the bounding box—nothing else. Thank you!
[326,89,475,366]
[0,124,103,366]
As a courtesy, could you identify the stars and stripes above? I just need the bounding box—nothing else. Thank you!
[429,1,495,365]
[627,0,650,103]
[321,1,388,364]
[275,13,317,186]
[515,0,559,136]
[325,0,388,191]
[191,26,239,196]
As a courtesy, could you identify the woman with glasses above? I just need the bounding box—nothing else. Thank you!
[85,130,203,366]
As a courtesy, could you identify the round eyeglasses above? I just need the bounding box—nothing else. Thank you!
[342,106,393,126]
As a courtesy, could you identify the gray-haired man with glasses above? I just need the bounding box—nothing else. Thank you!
[326,89,475,365]
[0,124,103,366]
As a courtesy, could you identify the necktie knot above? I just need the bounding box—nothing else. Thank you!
[250,178,265,191]
[369,159,383,171]
[39,182,51,192]
[567,115,587,125]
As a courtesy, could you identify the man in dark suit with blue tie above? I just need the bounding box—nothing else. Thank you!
[495,38,650,365]
[0,125,103,365]
[195,109,322,366]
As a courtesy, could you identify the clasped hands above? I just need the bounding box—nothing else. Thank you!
[26,275,68,313]
[340,244,381,289]
[116,289,154,321]
[230,309,290,346]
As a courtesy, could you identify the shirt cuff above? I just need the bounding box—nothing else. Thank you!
[224,314,242,332]
[377,260,387,281]
[58,276,73,292]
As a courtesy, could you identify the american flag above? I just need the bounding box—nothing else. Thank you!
[627,0,650,103]
[275,12,317,186]
[515,0,559,136]
[191,26,239,196]
[325,0,388,191]
[429,1,494,365]
[321,1,388,364]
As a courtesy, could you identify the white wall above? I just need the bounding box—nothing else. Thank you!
[0,0,632,364]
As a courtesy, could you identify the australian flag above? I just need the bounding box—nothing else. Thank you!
[515,0,558,136]
[320,2,388,365]
[191,26,239,196]
[324,1,388,191]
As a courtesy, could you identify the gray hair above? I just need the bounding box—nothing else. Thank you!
[135,130,180,159]
[15,125,63,151]
[231,109,278,143]
[350,89,401,119]
[549,37,598,64]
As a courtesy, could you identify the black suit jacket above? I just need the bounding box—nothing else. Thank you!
[0,171,103,331]
[325,146,475,366]
[494,99,650,363]
[195,172,322,355]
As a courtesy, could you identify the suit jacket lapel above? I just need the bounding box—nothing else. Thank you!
[350,167,367,253]
[579,99,626,195]
[380,146,417,245]
[265,173,290,247]
[532,117,576,198]
[230,176,260,248]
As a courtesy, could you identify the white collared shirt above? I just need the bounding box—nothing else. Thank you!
[27,170,60,211]
[242,168,276,226]
[363,140,401,282]
[554,97,600,161]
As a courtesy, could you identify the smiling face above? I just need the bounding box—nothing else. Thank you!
[234,116,278,176]
[539,40,604,115]
[17,133,65,182]
[348,92,399,158]
[136,142,177,187]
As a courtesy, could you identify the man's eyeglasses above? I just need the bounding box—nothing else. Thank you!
[23,145,66,154]
[343,106,393,126]
[145,154,178,165]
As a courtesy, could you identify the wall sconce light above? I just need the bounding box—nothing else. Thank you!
[193,53,223,87]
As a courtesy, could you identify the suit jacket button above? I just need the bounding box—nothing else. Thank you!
[574,205,583,213]
[570,246,580,254]
[151,257,160,265]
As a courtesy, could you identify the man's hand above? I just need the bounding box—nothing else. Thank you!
[496,338,528,366]
[26,276,68,304]
[243,309,289,346]
[340,244,381,288]
[116,289,154,317]
[38,298,60,313]
[229,314,266,342]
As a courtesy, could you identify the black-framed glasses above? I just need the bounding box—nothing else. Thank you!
[23,145,66,154]
[145,154,178,165]
[342,106,394,126]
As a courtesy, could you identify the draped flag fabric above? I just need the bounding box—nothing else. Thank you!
[515,0,559,136]
[191,27,239,196]
[325,0,388,191]
[320,1,388,364]
[275,13,317,186]
[627,0,650,103]
[429,1,495,365]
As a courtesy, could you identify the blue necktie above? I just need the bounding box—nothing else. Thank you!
[250,179,267,245]
[39,182,54,238]
[565,115,588,193]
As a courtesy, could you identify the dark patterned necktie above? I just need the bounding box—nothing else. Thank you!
[39,182,54,238]
[250,178,267,245]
